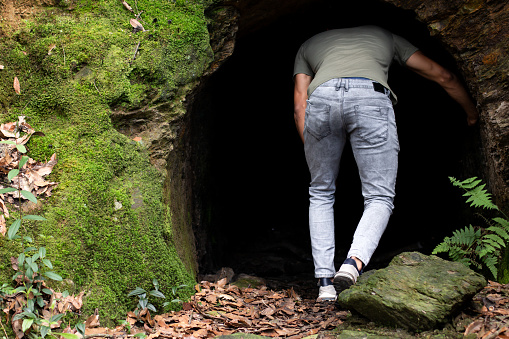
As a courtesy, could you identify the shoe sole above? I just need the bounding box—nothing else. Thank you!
[316,296,337,302]
[333,275,354,293]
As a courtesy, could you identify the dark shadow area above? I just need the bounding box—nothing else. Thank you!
[190,0,483,283]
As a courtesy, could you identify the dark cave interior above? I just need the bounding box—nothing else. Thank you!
[189,0,483,282]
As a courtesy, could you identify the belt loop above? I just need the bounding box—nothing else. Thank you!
[335,78,341,91]
[344,78,350,92]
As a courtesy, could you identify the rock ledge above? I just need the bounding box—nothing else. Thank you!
[338,252,487,330]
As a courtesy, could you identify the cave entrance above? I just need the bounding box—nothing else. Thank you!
[188,0,482,284]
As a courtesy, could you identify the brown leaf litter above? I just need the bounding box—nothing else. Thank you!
[78,278,509,339]
[2,286,84,339]
[108,278,348,338]
[0,116,58,231]
[462,280,509,339]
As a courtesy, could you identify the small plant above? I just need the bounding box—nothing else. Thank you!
[162,284,188,311]
[128,279,166,314]
[433,177,509,280]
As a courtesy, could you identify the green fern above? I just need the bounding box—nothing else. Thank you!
[433,177,509,280]
[449,176,499,210]
[450,225,479,247]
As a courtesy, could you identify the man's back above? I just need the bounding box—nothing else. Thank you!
[293,25,418,101]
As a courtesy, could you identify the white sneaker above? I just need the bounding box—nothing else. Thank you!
[334,258,361,292]
[316,285,337,302]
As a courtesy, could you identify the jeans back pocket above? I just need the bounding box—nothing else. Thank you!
[305,102,331,141]
[354,105,389,146]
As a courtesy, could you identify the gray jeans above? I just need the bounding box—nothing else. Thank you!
[304,78,399,278]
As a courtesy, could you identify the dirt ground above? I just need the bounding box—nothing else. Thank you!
[90,278,508,339]
[0,0,58,36]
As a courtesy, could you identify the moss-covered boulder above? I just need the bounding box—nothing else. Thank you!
[337,252,487,331]
[0,0,215,325]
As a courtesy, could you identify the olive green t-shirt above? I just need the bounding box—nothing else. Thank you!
[293,25,419,103]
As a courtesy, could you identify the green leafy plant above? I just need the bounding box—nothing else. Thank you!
[162,284,188,311]
[433,177,509,280]
[128,279,166,314]
[0,134,77,339]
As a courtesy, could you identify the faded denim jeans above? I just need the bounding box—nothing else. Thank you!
[303,78,399,278]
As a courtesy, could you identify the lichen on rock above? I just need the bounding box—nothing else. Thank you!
[338,252,487,331]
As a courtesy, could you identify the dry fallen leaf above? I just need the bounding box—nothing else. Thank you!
[85,309,100,328]
[121,0,133,12]
[464,320,484,336]
[0,215,6,236]
[84,328,111,336]
[11,317,24,339]
[494,308,509,315]
[13,77,21,94]
[129,18,146,32]
[0,199,9,218]
[48,44,56,55]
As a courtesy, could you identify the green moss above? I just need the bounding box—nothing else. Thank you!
[0,0,214,326]
[499,248,509,284]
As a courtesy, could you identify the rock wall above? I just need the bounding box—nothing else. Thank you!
[384,0,509,208]
[0,0,214,324]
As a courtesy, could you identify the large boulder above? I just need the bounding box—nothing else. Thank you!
[338,252,487,330]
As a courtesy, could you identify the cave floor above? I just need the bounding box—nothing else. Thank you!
[114,279,508,339]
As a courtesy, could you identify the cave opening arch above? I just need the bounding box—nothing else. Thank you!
[182,0,483,281]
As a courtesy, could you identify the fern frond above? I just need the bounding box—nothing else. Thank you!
[481,254,498,279]
[478,243,497,258]
[449,246,468,261]
[487,226,509,241]
[483,232,508,247]
[450,225,480,246]
[457,257,473,268]
[449,176,499,210]
[432,238,451,254]
[483,238,503,250]
[450,176,482,189]
[493,217,509,231]
[464,184,498,210]
[437,177,508,280]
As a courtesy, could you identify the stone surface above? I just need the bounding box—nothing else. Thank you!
[337,252,487,331]
[380,0,509,210]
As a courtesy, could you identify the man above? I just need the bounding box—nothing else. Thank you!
[293,25,479,302]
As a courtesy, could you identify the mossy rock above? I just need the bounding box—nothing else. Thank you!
[0,0,215,326]
[231,274,267,289]
[338,252,487,331]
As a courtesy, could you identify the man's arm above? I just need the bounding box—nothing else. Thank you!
[294,73,313,143]
[405,51,479,126]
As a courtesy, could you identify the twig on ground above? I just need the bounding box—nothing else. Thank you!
[135,10,144,21]
[133,42,141,61]
[93,79,100,94]
[0,316,9,338]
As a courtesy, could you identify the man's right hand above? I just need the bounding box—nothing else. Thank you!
[406,51,479,126]
[294,73,313,143]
